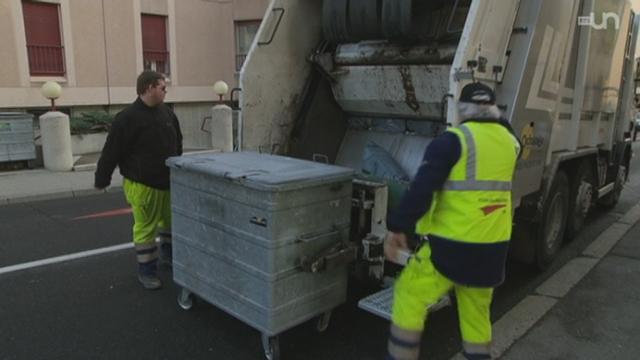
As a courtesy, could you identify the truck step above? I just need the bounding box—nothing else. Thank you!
[358,287,451,321]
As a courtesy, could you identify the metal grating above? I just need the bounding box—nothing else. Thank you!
[358,287,452,321]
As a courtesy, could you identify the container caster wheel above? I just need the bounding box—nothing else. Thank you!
[177,288,194,310]
[315,310,332,333]
[261,334,280,360]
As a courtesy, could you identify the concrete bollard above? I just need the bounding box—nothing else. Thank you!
[211,104,233,152]
[39,111,73,171]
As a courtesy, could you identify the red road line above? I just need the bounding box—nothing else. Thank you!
[72,207,132,220]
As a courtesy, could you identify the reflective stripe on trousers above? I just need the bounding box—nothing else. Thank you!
[387,325,421,360]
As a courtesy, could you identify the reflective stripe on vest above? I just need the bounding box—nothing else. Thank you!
[442,180,512,191]
[442,124,513,191]
[414,122,519,244]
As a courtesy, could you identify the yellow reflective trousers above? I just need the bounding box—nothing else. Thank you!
[123,178,171,246]
[391,244,493,344]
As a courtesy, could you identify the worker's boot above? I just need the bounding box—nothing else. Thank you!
[136,243,161,290]
[157,231,172,270]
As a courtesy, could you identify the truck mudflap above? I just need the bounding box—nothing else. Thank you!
[358,286,452,321]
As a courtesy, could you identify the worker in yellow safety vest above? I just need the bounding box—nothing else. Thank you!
[384,82,521,360]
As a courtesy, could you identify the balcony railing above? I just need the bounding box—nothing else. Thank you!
[26,44,65,76]
[144,50,169,75]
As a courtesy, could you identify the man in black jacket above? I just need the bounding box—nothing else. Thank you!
[95,71,183,290]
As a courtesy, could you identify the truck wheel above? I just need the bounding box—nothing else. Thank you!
[599,165,626,209]
[323,0,350,43]
[349,0,382,40]
[381,0,412,39]
[509,220,536,265]
[536,171,569,270]
[566,161,594,239]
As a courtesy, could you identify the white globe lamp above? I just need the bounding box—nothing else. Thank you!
[213,81,229,102]
[41,81,62,111]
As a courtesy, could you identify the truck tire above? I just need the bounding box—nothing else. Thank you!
[509,219,536,265]
[566,161,594,239]
[536,171,569,270]
[599,165,626,209]
[349,0,382,40]
[381,0,412,39]
[323,0,350,43]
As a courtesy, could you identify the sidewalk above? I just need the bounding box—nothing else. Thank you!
[0,156,122,205]
[486,202,640,360]
[498,205,640,360]
[0,150,216,205]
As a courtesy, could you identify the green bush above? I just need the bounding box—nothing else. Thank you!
[69,111,114,134]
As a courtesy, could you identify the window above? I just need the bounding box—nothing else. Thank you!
[22,1,65,76]
[141,14,169,75]
[235,20,261,71]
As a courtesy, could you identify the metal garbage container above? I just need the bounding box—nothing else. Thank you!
[0,113,36,163]
[166,152,354,360]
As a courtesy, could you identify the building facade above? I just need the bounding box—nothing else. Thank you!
[0,0,269,149]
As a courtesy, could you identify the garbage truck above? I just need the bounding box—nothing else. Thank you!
[239,0,637,269]
[169,0,638,358]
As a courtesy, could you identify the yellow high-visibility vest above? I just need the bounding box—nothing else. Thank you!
[415,121,520,243]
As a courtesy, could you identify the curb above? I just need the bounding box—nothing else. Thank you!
[450,203,640,360]
[1,186,122,206]
[72,163,97,172]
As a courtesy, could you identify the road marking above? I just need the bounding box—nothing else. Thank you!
[0,243,133,275]
[72,207,132,220]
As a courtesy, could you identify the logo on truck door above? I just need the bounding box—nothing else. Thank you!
[578,12,620,30]
[519,122,544,161]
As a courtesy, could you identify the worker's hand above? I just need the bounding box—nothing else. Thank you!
[384,231,409,263]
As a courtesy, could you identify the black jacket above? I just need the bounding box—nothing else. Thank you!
[95,98,183,190]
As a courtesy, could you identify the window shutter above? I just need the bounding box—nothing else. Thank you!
[22,1,65,76]
[141,14,169,74]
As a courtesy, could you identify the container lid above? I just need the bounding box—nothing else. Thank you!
[167,152,354,191]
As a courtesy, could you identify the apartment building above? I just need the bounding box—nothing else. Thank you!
[0,0,269,148]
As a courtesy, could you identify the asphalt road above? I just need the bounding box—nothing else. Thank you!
[1,141,638,360]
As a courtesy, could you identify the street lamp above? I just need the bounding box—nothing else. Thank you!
[41,81,62,111]
[213,80,229,102]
